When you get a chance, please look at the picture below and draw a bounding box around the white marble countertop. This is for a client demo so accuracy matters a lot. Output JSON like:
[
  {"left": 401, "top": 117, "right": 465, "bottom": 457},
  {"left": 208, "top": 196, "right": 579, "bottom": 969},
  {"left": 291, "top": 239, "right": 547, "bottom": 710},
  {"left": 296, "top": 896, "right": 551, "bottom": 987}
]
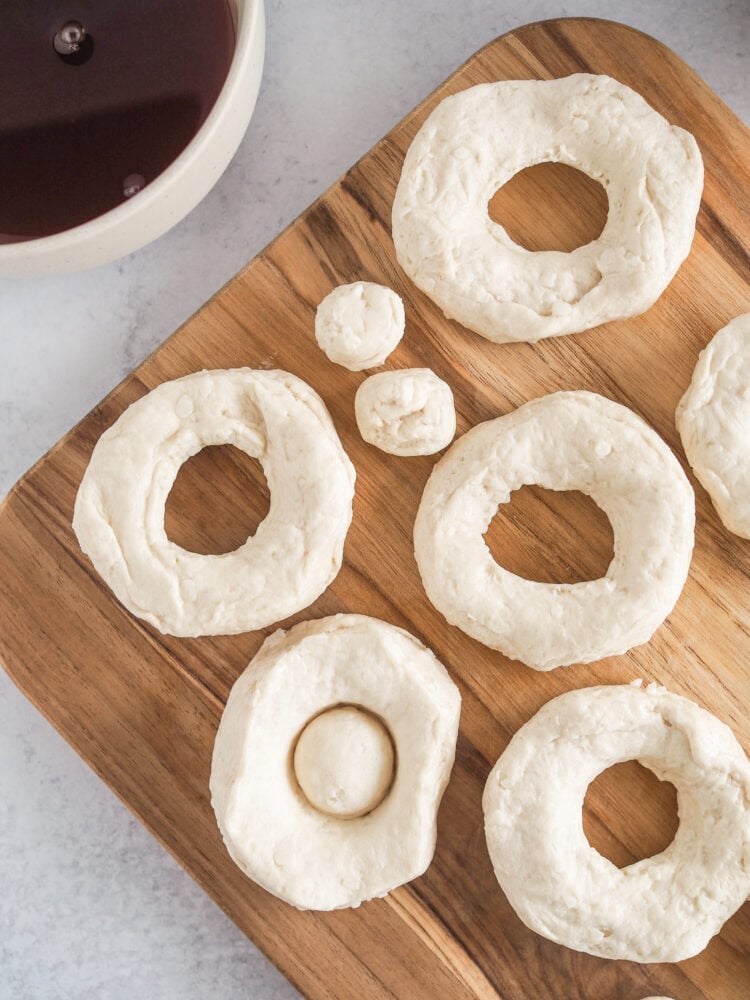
[{"left": 1, "top": 2, "right": 747, "bottom": 997}]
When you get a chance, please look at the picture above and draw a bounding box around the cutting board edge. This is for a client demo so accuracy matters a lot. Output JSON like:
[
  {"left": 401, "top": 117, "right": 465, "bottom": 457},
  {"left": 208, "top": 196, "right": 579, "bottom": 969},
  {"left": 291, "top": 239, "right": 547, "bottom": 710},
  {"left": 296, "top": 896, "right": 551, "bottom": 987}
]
[{"left": 1, "top": 17, "right": 749, "bottom": 1000}]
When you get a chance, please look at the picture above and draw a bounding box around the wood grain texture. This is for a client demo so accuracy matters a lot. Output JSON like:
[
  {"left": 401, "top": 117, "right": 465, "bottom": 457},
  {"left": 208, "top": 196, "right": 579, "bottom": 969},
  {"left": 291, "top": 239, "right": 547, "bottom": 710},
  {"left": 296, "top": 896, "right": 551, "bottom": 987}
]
[{"left": 1, "top": 17, "right": 749, "bottom": 1000}]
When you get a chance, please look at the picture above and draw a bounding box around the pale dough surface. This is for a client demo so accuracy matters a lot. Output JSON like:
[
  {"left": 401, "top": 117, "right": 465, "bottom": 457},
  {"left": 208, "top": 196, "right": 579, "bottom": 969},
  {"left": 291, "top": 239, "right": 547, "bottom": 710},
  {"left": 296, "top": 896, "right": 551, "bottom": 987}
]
[
  {"left": 293, "top": 706, "right": 395, "bottom": 819},
  {"left": 314, "top": 282, "right": 405, "bottom": 370},
  {"left": 676, "top": 313, "right": 750, "bottom": 538},
  {"left": 355, "top": 368, "right": 456, "bottom": 456},
  {"left": 393, "top": 74, "right": 703, "bottom": 344},
  {"left": 414, "top": 391, "right": 694, "bottom": 669},
  {"left": 210, "top": 614, "right": 461, "bottom": 911},
  {"left": 483, "top": 683, "right": 750, "bottom": 962},
  {"left": 73, "top": 369, "right": 355, "bottom": 637}
]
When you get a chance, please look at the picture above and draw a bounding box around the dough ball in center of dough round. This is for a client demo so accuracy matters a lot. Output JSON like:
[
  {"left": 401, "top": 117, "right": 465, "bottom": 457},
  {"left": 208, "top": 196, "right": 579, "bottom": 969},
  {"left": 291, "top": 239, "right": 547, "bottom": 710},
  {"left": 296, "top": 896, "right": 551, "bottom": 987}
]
[{"left": 293, "top": 705, "right": 395, "bottom": 818}]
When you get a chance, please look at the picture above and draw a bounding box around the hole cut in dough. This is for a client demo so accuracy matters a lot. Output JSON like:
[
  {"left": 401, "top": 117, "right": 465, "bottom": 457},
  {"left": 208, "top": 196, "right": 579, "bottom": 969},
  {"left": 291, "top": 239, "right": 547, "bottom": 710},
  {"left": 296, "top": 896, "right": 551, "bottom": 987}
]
[
  {"left": 293, "top": 705, "right": 396, "bottom": 819},
  {"left": 582, "top": 760, "right": 679, "bottom": 868},
  {"left": 488, "top": 162, "right": 608, "bottom": 253},
  {"left": 483, "top": 485, "right": 614, "bottom": 584},
  {"left": 164, "top": 444, "right": 270, "bottom": 555}
]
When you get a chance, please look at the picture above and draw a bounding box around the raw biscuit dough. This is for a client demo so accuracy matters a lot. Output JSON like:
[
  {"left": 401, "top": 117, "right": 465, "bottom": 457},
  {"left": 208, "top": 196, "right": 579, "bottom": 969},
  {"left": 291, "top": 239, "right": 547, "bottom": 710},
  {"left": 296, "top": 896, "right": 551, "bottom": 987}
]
[
  {"left": 483, "top": 683, "right": 750, "bottom": 962},
  {"left": 393, "top": 74, "right": 703, "bottom": 344},
  {"left": 315, "top": 282, "right": 405, "bottom": 370},
  {"left": 73, "top": 369, "right": 355, "bottom": 637},
  {"left": 355, "top": 368, "right": 456, "bottom": 456},
  {"left": 210, "top": 614, "right": 461, "bottom": 910},
  {"left": 414, "top": 391, "right": 694, "bottom": 669},
  {"left": 676, "top": 313, "right": 750, "bottom": 538},
  {"left": 293, "top": 706, "right": 395, "bottom": 818}
]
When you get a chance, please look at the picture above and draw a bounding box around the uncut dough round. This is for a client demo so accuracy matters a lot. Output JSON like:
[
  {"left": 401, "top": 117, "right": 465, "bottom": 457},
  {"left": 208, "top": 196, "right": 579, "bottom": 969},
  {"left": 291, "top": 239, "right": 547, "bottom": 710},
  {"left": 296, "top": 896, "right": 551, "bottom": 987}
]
[
  {"left": 73, "top": 369, "right": 355, "bottom": 637},
  {"left": 355, "top": 368, "right": 456, "bottom": 456},
  {"left": 483, "top": 683, "right": 750, "bottom": 962},
  {"left": 294, "top": 706, "right": 395, "bottom": 818},
  {"left": 676, "top": 313, "right": 750, "bottom": 538},
  {"left": 414, "top": 391, "right": 694, "bottom": 670},
  {"left": 210, "top": 614, "right": 461, "bottom": 910},
  {"left": 315, "top": 282, "right": 405, "bottom": 371},
  {"left": 393, "top": 74, "right": 703, "bottom": 344}
]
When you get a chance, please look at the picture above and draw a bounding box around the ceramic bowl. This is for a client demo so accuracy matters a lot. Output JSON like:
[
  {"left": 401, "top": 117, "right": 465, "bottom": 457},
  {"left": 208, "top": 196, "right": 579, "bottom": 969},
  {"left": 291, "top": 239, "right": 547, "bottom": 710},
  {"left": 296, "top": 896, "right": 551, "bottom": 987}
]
[{"left": 0, "top": 0, "right": 265, "bottom": 277}]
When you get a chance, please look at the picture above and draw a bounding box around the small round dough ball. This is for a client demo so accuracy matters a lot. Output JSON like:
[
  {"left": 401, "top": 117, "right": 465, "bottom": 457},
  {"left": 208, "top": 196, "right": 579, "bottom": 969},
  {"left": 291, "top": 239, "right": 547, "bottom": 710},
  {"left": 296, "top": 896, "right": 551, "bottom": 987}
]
[
  {"left": 483, "top": 683, "right": 750, "bottom": 962},
  {"left": 315, "top": 282, "right": 405, "bottom": 371},
  {"left": 294, "top": 706, "right": 395, "bottom": 818},
  {"left": 676, "top": 313, "right": 750, "bottom": 538},
  {"left": 355, "top": 368, "right": 456, "bottom": 456}
]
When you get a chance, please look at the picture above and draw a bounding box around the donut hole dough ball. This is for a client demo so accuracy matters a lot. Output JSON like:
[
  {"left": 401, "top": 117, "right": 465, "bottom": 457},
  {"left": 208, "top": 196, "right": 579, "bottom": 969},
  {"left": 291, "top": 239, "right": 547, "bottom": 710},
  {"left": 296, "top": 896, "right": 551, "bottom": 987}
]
[
  {"left": 293, "top": 706, "right": 395, "bottom": 818},
  {"left": 355, "top": 368, "right": 456, "bottom": 456},
  {"left": 676, "top": 313, "right": 750, "bottom": 538},
  {"left": 483, "top": 683, "right": 750, "bottom": 962},
  {"left": 393, "top": 74, "right": 703, "bottom": 344},
  {"left": 73, "top": 369, "right": 355, "bottom": 637},
  {"left": 315, "top": 282, "right": 405, "bottom": 371},
  {"left": 210, "top": 614, "right": 461, "bottom": 910},
  {"left": 414, "top": 391, "right": 694, "bottom": 670}
]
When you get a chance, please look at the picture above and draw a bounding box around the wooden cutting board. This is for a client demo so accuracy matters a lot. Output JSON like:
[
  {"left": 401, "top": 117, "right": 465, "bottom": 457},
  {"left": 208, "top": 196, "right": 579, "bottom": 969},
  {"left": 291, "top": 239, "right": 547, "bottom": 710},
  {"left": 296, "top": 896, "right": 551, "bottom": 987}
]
[{"left": 1, "top": 17, "right": 748, "bottom": 1000}]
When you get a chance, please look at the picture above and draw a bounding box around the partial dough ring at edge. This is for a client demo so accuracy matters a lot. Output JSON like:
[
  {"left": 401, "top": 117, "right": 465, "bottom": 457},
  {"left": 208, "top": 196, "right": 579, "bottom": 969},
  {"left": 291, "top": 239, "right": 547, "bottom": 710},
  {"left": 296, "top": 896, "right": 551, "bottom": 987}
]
[
  {"left": 676, "top": 313, "right": 750, "bottom": 539},
  {"left": 482, "top": 683, "right": 750, "bottom": 962}
]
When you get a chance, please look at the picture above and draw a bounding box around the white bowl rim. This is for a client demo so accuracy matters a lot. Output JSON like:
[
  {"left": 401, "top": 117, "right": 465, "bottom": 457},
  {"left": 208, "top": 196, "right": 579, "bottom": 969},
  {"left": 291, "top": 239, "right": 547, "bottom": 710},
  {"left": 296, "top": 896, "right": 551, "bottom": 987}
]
[{"left": 0, "top": 0, "right": 263, "bottom": 266}]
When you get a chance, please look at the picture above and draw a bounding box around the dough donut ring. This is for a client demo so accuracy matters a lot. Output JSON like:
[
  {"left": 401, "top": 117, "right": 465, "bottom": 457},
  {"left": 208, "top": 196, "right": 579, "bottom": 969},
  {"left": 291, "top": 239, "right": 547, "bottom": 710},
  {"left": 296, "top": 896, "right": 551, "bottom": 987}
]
[
  {"left": 413, "top": 391, "right": 694, "bottom": 669},
  {"left": 483, "top": 683, "right": 750, "bottom": 962},
  {"left": 392, "top": 74, "right": 703, "bottom": 344},
  {"left": 210, "top": 614, "right": 461, "bottom": 910},
  {"left": 73, "top": 369, "right": 355, "bottom": 637}
]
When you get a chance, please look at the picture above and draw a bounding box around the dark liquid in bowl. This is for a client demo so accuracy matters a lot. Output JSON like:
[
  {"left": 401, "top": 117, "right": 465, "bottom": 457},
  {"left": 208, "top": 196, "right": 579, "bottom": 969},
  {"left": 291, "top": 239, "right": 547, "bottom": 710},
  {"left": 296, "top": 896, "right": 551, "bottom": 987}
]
[{"left": 0, "top": 0, "right": 235, "bottom": 242}]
